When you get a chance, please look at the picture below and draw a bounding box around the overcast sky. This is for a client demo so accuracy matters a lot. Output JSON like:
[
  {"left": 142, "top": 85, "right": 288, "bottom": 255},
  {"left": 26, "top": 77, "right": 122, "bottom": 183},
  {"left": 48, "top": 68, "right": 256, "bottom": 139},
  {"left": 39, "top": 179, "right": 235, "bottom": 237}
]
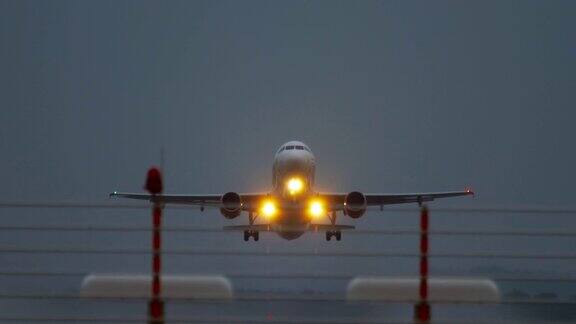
[{"left": 1, "top": 0, "right": 575, "bottom": 207}]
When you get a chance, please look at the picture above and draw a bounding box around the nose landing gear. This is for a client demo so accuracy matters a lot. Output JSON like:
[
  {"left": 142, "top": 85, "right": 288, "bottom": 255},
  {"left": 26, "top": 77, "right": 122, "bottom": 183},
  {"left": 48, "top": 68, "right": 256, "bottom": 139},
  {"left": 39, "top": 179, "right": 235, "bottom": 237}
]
[
  {"left": 325, "top": 231, "right": 341, "bottom": 241},
  {"left": 243, "top": 230, "right": 259, "bottom": 241}
]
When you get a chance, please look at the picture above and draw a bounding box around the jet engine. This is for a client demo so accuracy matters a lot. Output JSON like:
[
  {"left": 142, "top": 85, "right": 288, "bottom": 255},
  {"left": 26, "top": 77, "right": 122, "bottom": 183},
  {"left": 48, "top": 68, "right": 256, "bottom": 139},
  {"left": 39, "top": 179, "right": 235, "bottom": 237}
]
[
  {"left": 344, "top": 191, "right": 367, "bottom": 218},
  {"left": 220, "top": 192, "right": 242, "bottom": 219}
]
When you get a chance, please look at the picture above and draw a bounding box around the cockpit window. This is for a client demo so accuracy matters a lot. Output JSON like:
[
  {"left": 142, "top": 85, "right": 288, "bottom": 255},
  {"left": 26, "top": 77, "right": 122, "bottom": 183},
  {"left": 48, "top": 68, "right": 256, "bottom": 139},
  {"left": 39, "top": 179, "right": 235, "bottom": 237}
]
[
  {"left": 286, "top": 145, "right": 295, "bottom": 150},
  {"left": 303, "top": 147, "right": 310, "bottom": 152},
  {"left": 295, "top": 145, "right": 304, "bottom": 150}
]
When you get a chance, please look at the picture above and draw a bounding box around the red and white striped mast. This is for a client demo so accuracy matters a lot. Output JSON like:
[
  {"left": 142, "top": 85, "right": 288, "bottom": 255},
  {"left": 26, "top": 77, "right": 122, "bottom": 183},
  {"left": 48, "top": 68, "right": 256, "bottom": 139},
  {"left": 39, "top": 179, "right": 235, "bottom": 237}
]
[
  {"left": 145, "top": 167, "right": 164, "bottom": 324},
  {"left": 415, "top": 204, "right": 431, "bottom": 323}
]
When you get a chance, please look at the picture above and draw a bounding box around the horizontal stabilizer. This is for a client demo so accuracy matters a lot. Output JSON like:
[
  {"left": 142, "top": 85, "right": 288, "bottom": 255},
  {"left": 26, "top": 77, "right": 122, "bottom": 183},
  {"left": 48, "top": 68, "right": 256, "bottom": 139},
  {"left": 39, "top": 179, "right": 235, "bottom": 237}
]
[
  {"left": 224, "top": 225, "right": 272, "bottom": 232},
  {"left": 223, "top": 224, "right": 355, "bottom": 232},
  {"left": 310, "top": 224, "right": 355, "bottom": 231}
]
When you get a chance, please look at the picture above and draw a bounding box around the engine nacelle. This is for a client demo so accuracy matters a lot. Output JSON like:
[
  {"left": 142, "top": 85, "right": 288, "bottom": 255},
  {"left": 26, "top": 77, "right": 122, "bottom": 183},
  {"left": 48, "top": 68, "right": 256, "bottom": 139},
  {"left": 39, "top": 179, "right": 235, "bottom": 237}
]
[
  {"left": 344, "top": 191, "right": 367, "bottom": 218},
  {"left": 220, "top": 192, "right": 242, "bottom": 219}
]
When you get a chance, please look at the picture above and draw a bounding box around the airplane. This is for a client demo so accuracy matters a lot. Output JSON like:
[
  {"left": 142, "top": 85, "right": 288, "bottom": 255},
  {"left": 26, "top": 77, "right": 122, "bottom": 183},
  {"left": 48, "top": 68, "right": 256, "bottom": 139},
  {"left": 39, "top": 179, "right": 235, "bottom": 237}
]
[{"left": 111, "top": 140, "right": 473, "bottom": 241}]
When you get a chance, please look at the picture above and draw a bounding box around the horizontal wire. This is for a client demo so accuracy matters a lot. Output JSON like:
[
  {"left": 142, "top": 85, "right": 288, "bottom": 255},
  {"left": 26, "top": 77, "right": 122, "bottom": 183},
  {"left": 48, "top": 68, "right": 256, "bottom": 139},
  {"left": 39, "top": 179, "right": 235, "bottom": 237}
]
[
  {"left": 228, "top": 273, "right": 576, "bottom": 283},
  {"left": 0, "top": 316, "right": 145, "bottom": 323},
  {"left": 0, "top": 225, "right": 221, "bottom": 233},
  {"left": 391, "top": 207, "right": 576, "bottom": 214},
  {"left": 0, "top": 316, "right": 562, "bottom": 324},
  {"left": 1, "top": 225, "right": 576, "bottom": 237},
  {"left": 0, "top": 316, "right": 529, "bottom": 324},
  {"left": 352, "top": 229, "right": 576, "bottom": 237},
  {"left": 0, "top": 202, "right": 150, "bottom": 209},
  {"left": 0, "top": 293, "right": 574, "bottom": 305},
  {"left": 0, "top": 246, "right": 576, "bottom": 259},
  {"left": 0, "top": 270, "right": 575, "bottom": 283},
  {"left": 1, "top": 202, "right": 576, "bottom": 214},
  {"left": 0, "top": 316, "right": 418, "bottom": 324}
]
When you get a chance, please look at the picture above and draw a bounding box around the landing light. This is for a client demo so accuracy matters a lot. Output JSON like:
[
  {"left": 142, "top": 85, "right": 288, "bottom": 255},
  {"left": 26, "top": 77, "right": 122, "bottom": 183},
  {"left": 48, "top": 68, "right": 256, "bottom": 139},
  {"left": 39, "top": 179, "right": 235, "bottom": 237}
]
[
  {"left": 261, "top": 200, "right": 277, "bottom": 219},
  {"left": 286, "top": 178, "right": 304, "bottom": 195},
  {"left": 309, "top": 200, "right": 324, "bottom": 219}
]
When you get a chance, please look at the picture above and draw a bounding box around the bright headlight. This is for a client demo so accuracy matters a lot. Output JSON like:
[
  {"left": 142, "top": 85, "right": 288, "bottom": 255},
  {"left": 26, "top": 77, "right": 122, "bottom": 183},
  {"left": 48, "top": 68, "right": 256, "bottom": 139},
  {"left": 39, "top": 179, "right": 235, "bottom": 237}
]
[
  {"left": 309, "top": 200, "right": 324, "bottom": 219},
  {"left": 261, "top": 200, "right": 277, "bottom": 219},
  {"left": 286, "top": 178, "right": 304, "bottom": 195}
]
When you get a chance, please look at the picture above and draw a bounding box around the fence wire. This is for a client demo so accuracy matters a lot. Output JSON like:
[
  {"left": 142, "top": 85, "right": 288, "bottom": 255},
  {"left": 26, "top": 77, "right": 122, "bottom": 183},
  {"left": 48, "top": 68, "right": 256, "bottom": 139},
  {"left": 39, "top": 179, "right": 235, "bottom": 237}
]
[{"left": 1, "top": 202, "right": 575, "bottom": 322}]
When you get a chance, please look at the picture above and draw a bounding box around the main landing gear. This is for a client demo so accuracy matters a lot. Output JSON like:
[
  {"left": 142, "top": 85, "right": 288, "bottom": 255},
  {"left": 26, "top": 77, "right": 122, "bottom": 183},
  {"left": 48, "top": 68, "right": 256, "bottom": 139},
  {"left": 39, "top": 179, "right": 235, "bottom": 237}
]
[
  {"left": 243, "top": 212, "right": 260, "bottom": 241},
  {"left": 326, "top": 231, "right": 341, "bottom": 241},
  {"left": 325, "top": 211, "right": 341, "bottom": 241},
  {"left": 244, "top": 230, "right": 259, "bottom": 241}
]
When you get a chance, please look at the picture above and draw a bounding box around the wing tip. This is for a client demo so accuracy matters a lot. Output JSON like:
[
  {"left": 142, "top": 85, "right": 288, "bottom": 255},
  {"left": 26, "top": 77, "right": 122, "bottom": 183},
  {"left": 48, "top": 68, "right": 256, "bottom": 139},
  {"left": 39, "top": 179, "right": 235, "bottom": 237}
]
[{"left": 465, "top": 187, "right": 475, "bottom": 197}]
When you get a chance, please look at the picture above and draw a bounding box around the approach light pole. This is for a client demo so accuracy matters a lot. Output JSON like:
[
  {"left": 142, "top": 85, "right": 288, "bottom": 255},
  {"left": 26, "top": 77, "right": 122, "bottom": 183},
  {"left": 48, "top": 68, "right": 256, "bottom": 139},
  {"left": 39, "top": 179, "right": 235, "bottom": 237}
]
[
  {"left": 415, "top": 204, "right": 431, "bottom": 323},
  {"left": 145, "top": 167, "right": 164, "bottom": 324}
]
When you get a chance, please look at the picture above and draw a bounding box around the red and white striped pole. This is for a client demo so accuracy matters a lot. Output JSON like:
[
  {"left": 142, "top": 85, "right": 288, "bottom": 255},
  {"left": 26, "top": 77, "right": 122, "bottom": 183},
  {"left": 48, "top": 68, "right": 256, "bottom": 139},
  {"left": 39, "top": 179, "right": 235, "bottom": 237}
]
[
  {"left": 415, "top": 204, "right": 431, "bottom": 323},
  {"left": 145, "top": 167, "right": 164, "bottom": 324}
]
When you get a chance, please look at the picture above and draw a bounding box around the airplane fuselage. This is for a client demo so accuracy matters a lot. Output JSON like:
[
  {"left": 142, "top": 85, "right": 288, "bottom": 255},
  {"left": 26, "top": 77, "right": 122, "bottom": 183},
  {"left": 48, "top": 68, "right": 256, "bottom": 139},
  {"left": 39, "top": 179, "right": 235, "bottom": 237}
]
[{"left": 270, "top": 141, "right": 318, "bottom": 240}]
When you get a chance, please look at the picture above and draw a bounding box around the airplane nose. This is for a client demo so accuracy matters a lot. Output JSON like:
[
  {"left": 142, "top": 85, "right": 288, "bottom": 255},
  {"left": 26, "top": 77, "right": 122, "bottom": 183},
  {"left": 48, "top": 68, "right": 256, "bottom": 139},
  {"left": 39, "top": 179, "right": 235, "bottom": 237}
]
[{"left": 279, "top": 155, "right": 310, "bottom": 173}]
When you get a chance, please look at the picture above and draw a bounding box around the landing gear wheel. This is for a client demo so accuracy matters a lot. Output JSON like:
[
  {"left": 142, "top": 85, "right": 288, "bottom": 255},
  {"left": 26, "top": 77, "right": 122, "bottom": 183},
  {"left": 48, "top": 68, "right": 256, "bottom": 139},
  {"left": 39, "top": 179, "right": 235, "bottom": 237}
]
[
  {"left": 243, "top": 230, "right": 260, "bottom": 241},
  {"left": 325, "top": 231, "right": 341, "bottom": 241}
]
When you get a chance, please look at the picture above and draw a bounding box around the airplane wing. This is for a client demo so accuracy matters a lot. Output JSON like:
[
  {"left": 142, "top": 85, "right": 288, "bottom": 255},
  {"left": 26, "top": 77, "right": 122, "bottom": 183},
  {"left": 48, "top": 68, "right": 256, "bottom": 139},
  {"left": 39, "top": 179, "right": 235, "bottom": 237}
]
[
  {"left": 110, "top": 189, "right": 473, "bottom": 211},
  {"left": 320, "top": 190, "right": 474, "bottom": 210},
  {"left": 109, "top": 192, "right": 267, "bottom": 211}
]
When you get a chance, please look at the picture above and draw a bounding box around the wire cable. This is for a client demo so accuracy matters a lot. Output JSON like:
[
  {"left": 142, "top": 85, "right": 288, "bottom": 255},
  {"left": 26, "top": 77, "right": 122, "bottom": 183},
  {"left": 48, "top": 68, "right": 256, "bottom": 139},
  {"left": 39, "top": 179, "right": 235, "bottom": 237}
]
[
  {"left": 0, "top": 293, "right": 574, "bottom": 306},
  {"left": 1, "top": 202, "right": 576, "bottom": 214},
  {"left": 2, "top": 225, "right": 576, "bottom": 237},
  {"left": 0, "top": 270, "right": 575, "bottom": 283},
  {"left": 1, "top": 246, "right": 576, "bottom": 259}
]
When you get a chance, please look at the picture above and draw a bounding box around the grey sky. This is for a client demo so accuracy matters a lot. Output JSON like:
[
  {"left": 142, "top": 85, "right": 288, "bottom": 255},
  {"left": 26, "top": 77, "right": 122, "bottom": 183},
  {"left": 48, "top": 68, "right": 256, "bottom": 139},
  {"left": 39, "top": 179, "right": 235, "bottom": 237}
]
[{"left": 1, "top": 0, "right": 575, "bottom": 205}]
